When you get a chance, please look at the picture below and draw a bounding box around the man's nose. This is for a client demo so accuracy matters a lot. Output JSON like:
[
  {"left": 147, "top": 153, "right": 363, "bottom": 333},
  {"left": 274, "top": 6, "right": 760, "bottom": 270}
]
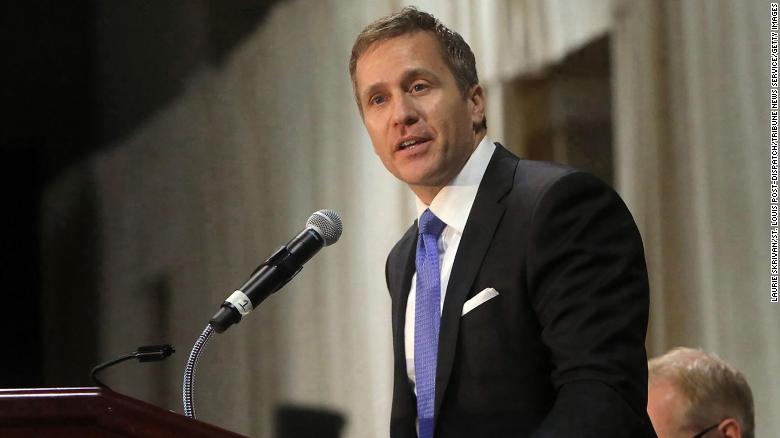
[{"left": 391, "top": 94, "right": 419, "bottom": 126}]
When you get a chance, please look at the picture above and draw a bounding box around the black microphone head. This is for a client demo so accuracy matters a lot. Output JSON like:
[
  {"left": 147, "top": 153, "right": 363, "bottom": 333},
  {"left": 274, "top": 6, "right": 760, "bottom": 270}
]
[{"left": 306, "top": 209, "right": 342, "bottom": 246}]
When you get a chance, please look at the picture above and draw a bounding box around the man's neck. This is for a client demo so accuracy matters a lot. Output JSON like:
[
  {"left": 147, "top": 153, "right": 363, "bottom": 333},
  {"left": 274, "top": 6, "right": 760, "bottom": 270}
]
[{"left": 411, "top": 132, "right": 486, "bottom": 205}]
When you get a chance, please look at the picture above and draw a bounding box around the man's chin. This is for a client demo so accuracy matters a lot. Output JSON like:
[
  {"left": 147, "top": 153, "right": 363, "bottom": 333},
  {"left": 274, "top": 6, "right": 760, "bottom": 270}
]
[{"left": 394, "top": 165, "right": 444, "bottom": 186}]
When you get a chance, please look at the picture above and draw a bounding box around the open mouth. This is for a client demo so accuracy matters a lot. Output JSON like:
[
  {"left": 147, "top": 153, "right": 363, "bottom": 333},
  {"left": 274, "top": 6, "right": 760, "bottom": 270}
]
[{"left": 397, "top": 138, "right": 430, "bottom": 152}]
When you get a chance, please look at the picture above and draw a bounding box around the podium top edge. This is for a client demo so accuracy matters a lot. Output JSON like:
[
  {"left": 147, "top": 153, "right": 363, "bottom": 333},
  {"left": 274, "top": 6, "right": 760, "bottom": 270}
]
[{"left": 0, "top": 387, "right": 103, "bottom": 397}]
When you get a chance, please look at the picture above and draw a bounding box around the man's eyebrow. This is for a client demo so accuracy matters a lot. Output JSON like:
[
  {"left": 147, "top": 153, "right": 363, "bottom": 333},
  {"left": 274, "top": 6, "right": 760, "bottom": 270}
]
[
  {"left": 400, "top": 68, "right": 438, "bottom": 83},
  {"left": 360, "top": 68, "right": 440, "bottom": 100}
]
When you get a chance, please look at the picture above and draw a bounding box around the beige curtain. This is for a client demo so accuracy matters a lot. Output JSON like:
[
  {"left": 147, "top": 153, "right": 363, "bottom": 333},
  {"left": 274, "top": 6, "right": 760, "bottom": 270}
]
[
  {"left": 66, "top": 2, "right": 411, "bottom": 436},
  {"left": 42, "top": 0, "right": 772, "bottom": 436},
  {"left": 405, "top": 0, "right": 613, "bottom": 141},
  {"left": 613, "top": 0, "right": 775, "bottom": 435}
]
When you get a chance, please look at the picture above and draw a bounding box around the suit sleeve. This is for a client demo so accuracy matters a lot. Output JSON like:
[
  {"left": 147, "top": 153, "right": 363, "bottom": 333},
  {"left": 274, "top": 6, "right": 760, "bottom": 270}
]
[{"left": 525, "top": 172, "right": 655, "bottom": 437}]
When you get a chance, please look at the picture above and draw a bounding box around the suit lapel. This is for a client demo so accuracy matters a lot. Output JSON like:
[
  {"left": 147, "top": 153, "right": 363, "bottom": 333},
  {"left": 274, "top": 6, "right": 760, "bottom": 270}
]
[
  {"left": 390, "top": 224, "right": 418, "bottom": 372},
  {"left": 390, "top": 225, "right": 418, "bottom": 304},
  {"left": 434, "top": 144, "right": 518, "bottom": 419}
]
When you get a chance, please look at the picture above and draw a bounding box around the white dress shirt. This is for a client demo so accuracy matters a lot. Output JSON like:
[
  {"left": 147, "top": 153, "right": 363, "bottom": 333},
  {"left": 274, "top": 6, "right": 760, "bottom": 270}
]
[{"left": 404, "top": 137, "right": 496, "bottom": 393}]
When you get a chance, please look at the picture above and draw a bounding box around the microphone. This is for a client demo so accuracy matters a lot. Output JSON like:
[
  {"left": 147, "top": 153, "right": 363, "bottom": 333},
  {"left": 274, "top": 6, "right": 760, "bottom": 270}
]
[{"left": 209, "top": 209, "right": 342, "bottom": 333}]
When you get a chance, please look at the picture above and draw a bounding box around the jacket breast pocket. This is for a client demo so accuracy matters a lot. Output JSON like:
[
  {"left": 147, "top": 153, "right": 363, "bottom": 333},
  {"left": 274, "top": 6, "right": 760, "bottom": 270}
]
[
  {"left": 456, "top": 294, "right": 528, "bottom": 411},
  {"left": 458, "top": 294, "right": 513, "bottom": 376}
]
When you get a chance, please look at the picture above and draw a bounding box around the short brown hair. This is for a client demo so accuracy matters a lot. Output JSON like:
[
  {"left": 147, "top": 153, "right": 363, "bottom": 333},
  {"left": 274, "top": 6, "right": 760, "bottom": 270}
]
[
  {"left": 649, "top": 347, "right": 755, "bottom": 438},
  {"left": 349, "top": 7, "right": 487, "bottom": 132}
]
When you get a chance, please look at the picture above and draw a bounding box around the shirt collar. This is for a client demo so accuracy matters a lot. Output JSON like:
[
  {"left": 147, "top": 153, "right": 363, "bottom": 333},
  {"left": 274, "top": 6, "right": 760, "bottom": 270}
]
[{"left": 415, "top": 137, "right": 496, "bottom": 234}]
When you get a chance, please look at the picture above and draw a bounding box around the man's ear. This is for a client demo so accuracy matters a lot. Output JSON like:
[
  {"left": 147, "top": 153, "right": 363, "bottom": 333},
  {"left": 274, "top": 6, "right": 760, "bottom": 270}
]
[
  {"left": 719, "top": 418, "right": 742, "bottom": 438},
  {"left": 467, "top": 84, "right": 486, "bottom": 128}
]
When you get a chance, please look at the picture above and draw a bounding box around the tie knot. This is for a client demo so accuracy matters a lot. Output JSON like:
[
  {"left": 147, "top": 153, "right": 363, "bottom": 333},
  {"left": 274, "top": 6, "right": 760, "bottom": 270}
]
[{"left": 419, "top": 209, "right": 446, "bottom": 237}]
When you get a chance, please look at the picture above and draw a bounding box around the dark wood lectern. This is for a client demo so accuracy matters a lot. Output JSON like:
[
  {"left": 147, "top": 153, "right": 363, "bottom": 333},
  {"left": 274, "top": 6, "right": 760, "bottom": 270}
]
[{"left": 0, "top": 387, "right": 247, "bottom": 437}]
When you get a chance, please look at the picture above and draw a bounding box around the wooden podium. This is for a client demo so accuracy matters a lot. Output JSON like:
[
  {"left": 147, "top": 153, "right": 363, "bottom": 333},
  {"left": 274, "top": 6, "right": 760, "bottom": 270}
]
[{"left": 0, "top": 387, "right": 247, "bottom": 437}]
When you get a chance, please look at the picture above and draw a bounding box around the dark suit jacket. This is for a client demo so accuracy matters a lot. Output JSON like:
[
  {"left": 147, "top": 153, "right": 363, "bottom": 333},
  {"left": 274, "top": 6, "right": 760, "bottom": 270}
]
[{"left": 385, "top": 144, "right": 656, "bottom": 437}]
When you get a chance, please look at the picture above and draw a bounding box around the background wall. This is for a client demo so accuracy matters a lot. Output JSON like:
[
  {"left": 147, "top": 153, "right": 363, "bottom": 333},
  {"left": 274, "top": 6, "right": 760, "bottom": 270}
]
[{"left": 4, "top": 1, "right": 771, "bottom": 437}]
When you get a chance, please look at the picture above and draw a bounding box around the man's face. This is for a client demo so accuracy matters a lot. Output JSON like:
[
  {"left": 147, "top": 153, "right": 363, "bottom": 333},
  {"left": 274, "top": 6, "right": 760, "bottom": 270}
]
[
  {"left": 648, "top": 379, "right": 693, "bottom": 438},
  {"left": 354, "top": 31, "right": 485, "bottom": 203}
]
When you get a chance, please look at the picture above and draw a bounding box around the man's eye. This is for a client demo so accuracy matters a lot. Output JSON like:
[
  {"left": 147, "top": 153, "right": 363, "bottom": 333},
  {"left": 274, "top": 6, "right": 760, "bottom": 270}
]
[
  {"left": 411, "top": 83, "right": 428, "bottom": 93},
  {"left": 370, "top": 95, "right": 385, "bottom": 105}
]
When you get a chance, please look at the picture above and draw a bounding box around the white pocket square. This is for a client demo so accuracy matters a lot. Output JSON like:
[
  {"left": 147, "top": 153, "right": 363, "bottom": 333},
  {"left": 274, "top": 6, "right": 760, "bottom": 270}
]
[{"left": 462, "top": 288, "right": 499, "bottom": 316}]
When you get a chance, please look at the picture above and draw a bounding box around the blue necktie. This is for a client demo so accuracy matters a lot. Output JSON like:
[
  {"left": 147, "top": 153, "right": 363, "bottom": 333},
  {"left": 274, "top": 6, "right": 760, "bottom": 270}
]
[{"left": 415, "top": 209, "right": 446, "bottom": 438}]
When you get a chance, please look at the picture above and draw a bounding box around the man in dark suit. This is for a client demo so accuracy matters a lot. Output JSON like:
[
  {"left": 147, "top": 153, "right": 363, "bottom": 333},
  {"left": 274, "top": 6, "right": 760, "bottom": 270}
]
[{"left": 349, "top": 7, "right": 656, "bottom": 437}]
